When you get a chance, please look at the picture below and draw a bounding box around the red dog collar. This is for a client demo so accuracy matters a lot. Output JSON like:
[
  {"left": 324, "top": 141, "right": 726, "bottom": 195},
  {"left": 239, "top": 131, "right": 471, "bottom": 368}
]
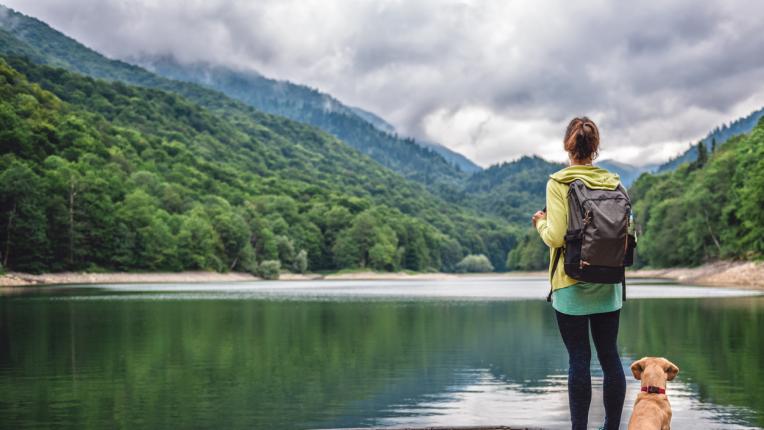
[{"left": 641, "top": 386, "right": 666, "bottom": 394}]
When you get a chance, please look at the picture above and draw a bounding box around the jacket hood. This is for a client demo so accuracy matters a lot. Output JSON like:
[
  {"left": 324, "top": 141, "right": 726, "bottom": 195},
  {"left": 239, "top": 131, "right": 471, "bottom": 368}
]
[{"left": 549, "top": 165, "right": 621, "bottom": 190}]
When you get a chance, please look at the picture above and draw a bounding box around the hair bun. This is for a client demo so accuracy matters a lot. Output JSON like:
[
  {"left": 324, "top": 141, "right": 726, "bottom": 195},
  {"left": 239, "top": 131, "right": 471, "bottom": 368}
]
[{"left": 564, "top": 117, "right": 600, "bottom": 161}]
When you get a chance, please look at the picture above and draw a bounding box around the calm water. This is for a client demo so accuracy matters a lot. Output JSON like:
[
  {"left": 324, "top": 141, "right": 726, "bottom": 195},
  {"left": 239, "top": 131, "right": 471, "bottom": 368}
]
[{"left": 1, "top": 277, "right": 763, "bottom": 429}]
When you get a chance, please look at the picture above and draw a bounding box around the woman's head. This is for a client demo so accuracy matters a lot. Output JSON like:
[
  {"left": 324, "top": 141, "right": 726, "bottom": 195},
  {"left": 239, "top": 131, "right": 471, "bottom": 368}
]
[{"left": 564, "top": 117, "right": 600, "bottom": 162}]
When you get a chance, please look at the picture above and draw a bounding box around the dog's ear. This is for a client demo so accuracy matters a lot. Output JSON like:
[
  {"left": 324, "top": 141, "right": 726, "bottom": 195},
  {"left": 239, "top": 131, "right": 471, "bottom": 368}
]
[
  {"left": 630, "top": 357, "right": 647, "bottom": 380},
  {"left": 664, "top": 359, "right": 679, "bottom": 381}
]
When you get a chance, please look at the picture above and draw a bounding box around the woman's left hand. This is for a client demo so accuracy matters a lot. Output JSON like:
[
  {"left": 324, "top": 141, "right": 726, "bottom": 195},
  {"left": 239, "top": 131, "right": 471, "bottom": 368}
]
[{"left": 531, "top": 210, "right": 546, "bottom": 227}]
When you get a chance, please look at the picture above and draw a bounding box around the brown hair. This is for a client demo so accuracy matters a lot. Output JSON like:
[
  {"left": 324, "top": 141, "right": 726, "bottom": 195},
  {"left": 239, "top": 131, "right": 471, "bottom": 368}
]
[{"left": 564, "top": 117, "right": 600, "bottom": 161}]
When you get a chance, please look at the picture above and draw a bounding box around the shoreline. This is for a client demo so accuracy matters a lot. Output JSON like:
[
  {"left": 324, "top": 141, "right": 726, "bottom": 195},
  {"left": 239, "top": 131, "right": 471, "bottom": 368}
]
[
  {"left": 627, "top": 260, "right": 764, "bottom": 290},
  {"left": 1, "top": 261, "right": 762, "bottom": 289},
  {"left": 0, "top": 270, "right": 545, "bottom": 288}
]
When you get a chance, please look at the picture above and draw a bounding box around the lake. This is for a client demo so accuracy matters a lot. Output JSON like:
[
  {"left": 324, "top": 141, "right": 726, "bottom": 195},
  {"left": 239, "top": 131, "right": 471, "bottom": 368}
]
[{"left": 1, "top": 277, "right": 763, "bottom": 429}]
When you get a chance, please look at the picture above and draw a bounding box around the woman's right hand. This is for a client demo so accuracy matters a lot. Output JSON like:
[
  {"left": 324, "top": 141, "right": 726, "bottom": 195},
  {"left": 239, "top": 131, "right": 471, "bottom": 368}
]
[{"left": 531, "top": 210, "right": 546, "bottom": 227}]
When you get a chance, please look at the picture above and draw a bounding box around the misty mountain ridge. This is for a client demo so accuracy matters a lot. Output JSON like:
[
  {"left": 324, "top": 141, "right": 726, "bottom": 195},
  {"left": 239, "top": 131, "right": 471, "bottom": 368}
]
[
  {"left": 656, "top": 106, "right": 764, "bottom": 173},
  {"left": 138, "top": 53, "right": 763, "bottom": 179},
  {"left": 2, "top": 2, "right": 754, "bottom": 183},
  {"left": 0, "top": 3, "right": 476, "bottom": 192},
  {"left": 136, "top": 55, "right": 483, "bottom": 177},
  {"left": 595, "top": 159, "right": 659, "bottom": 187},
  {"left": 1, "top": 1, "right": 762, "bottom": 226}
]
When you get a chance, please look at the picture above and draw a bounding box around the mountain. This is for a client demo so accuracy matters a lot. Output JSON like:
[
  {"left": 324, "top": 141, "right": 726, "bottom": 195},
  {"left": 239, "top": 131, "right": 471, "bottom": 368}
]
[
  {"left": 629, "top": 116, "right": 764, "bottom": 267},
  {"left": 462, "top": 156, "right": 565, "bottom": 224},
  {"left": 656, "top": 106, "right": 764, "bottom": 172},
  {"left": 348, "top": 106, "right": 397, "bottom": 134},
  {"left": 418, "top": 140, "right": 483, "bottom": 174},
  {"left": 344, "top": 105, "right": 482, "bottom": 173},
  {"left": 0, "top": 5, "right": 540, "bottom": 222},
  {"left": 0, "top": 5, "right": 475, "bottom": 193},
  {"left": 345, "top": 104, "right": 482, "bottom": 173},
  {"left": 138, "top": 56, "right": 474, "bottom": 186},
  {"left": 0, "top": 8, "right": 525, "bottom": 273},
  {"left": 596, "top": 160, "right": 658, "bottom": 187},
  {"left": 0, "top": 55, "right": 521, "bottom": 273}
]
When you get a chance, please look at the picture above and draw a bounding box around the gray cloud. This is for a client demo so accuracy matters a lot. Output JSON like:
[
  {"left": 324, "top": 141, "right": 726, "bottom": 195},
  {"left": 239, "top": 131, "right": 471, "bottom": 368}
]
[{"left": 5, "top": 0, "right": 764, "bottom": 166}]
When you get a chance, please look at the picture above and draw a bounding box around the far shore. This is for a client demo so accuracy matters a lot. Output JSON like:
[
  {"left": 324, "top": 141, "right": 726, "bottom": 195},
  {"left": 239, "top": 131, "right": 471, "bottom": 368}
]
[
  {"left": 1, "top": 260, "right": 762, "bottom": 289},
  {"left": 0, "top": 270, "right": 545, "bottom": 288}
]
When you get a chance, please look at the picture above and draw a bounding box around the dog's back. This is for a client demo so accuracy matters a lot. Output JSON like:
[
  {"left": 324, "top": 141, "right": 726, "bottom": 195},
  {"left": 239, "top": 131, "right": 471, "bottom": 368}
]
[{"left": 628, "top": 393, "right": 672, "bottom": 430}]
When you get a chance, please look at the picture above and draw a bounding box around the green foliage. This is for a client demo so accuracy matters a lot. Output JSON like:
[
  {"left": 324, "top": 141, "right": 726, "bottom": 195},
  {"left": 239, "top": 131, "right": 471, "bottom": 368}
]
[
  {"left": 694, "top": 140, "right": 708, "bottom": 169},
  {"left": 631, "top": 119, "right": 764, "bottom": 267},
  {"left": 506, "top": 228, "right": 550, "bottom": 271},
  {"left": 460, "top": 156, "right": 564, "bottom": 224},
  {"left": 0, "top": 159, "right": 47, "bottom": 271},
  {"left": 455, "top": 254, "right": 494, "bottom": 273},
  {"left": 257, "top": 260, "right": 281, "bottom": 280},
  {"left": 0, "top": 57, "right": 524, "bottom": 274},
  {"left": 292, "top": 249, "right": 308, "bottom": 274}
]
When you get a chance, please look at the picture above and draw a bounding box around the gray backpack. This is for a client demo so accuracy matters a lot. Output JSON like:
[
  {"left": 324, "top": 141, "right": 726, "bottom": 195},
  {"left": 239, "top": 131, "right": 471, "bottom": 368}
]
[{"left": 547, "top": 179, "right": 636, "bottom": 302}]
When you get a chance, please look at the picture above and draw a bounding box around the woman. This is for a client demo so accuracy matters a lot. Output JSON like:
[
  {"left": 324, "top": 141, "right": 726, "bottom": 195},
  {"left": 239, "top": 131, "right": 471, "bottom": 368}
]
[{"left": 531, "top": 117, "right": 626, "bottom": 430}]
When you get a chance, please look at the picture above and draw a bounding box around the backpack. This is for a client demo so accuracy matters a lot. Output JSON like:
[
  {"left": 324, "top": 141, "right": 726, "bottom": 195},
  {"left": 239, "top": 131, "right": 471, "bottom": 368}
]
[{"left": 547, "top": 179, "right": 636, "bottom": 302}]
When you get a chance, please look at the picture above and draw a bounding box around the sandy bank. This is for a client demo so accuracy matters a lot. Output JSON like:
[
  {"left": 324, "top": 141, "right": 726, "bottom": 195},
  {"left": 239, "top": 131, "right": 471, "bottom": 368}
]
[
  {"left": 628, "top": 261, "right": 764, "bottom": 290},
  {"left": 2, "top": 261, "right": 762, "bottom": 289},
  {"left": 0, "top": 271, "right": 260, "bottom": 287},
  {"left": 322, "top": 271, "right": 544, "bottom": 281},
  {"left": 0, "top": 270, "right": 543, "bottom": 287}
]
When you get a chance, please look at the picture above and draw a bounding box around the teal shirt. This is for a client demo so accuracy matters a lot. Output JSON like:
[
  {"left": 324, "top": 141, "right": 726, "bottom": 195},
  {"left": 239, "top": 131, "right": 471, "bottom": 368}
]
[{"left": 552, "top": 282, "right": 622, "bottom": 316}]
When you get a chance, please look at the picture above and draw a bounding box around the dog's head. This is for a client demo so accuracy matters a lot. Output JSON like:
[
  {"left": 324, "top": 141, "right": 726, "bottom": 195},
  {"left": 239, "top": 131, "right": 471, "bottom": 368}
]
[{"left": 630, "top": 357, "right": 679, "bottom": 386}]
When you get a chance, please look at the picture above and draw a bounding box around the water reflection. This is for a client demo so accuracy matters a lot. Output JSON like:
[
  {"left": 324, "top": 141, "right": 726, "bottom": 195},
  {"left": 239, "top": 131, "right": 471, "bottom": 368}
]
[{"left": 0, "top": 280, "right": 762, "bottom": 429}]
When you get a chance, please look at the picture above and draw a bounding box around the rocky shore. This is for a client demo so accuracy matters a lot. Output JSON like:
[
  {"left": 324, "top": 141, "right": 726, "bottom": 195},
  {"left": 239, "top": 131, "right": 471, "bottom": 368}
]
[{"left": 628, "top": 260, "right": 764, "bottom": 289}]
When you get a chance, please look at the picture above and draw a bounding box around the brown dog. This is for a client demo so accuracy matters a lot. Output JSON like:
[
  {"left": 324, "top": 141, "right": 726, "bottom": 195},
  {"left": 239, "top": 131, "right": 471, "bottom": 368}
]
[{"left": 627, "top": 357, "right": 680, "bottom": 430}]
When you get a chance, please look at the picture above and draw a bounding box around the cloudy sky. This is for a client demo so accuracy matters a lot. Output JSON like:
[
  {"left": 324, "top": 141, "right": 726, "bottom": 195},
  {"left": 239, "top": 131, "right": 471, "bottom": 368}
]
[{"left": 6, "top": 0, "right": 764, "bottom": 166}]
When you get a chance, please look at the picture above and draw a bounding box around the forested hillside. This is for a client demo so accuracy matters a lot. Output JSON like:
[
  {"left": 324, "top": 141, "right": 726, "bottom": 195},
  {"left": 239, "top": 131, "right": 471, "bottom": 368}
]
[
  {"left": 0, "top": 8, "right": 557, "bottom": 217},
  {"left": 468, "top": 156, "right": 563, "bottom": 272},
  {"left": 630, "top": 119, "right": 764, "bottom": 267},
  {"left": 461, "top": 156, "right": 563, "bottom": 224},
  {"left": 141, "top": 58, "right": 475, "bottom": 188},
  {"left": 656, "top": 107, "right": 764, "bottom": 173},
  {"left": 0, "top": 5, "right": 473, "bottom": 193},
  {"left": 0, "top": 6, "right": 530, "bottom": 209},
  {"left": 0, "top": 57, "right": 520, "bottom": 274}
]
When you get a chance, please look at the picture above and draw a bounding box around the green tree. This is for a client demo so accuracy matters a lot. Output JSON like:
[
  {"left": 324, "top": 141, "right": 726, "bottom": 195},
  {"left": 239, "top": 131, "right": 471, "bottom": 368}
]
[
  {"left": 695, "top": 141, "right": 708, "bottom": 169},
  {"left": 506, "top": 228, "right": 549, "bottom": 271},
  {"left": 213, "top": 211, "right": 252, "bottom": 271},
  {"left": 332, "top": 209, "right": 400, "bottom": 270},
  {"left": 455, "top": 254, "right": 494, "bottom": 273},
  {"left": 293, "top": 249, "right": 308, "bottom": 274},
  {"left": 0, "top": 160, "right": 48, "bottom": 272},
  {"left": 276, "top": 235, "right": 295, "bottom": 267},
  {"left": 257, "top": 260, "right": 281, "bottom": 280},
  {"left": 177, "top": 211, "right": 221, "bottom": 271}
]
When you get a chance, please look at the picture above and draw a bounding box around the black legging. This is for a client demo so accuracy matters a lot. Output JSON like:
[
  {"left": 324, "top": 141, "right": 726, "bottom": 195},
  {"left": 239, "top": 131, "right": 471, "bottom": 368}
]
[{"left": 555, "top": 309, "right": 626, "bottom": 430}]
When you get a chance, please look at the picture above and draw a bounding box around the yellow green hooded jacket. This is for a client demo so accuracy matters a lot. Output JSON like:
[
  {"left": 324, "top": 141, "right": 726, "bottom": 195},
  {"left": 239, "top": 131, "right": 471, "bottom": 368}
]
[{"left": 535, "top": 165, "right": 622, "bottom": 292}]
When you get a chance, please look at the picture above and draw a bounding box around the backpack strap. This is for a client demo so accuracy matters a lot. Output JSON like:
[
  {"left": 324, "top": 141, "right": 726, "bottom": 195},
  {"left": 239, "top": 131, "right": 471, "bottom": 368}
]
[
  {"left": 547, "top": 247, "right": 562, "bottom": 302},
  {"left": 622, "top": 276, "right": 627, "bottom": 301}
]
